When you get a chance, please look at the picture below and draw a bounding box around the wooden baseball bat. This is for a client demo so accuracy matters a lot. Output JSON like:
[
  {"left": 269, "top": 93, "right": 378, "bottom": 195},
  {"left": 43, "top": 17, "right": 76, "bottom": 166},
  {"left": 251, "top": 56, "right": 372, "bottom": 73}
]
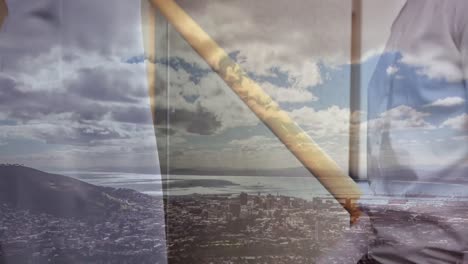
[
  {"left": 145, "top": 0, "right": 363, "bottom": 221},
  {"left": 0, "top": 0, "right": 7, "bottom": 29}
]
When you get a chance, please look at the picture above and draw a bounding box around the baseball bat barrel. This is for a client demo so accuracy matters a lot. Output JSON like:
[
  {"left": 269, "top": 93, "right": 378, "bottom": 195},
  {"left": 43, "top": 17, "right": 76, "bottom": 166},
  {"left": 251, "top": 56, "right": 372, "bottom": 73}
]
[{"left": 146, "top": 0, "right": 363, "bottom": 221}]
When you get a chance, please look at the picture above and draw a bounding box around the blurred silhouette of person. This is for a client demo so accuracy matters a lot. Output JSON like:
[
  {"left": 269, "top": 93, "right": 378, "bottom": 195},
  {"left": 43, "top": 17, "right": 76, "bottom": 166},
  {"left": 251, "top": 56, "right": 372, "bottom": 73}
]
[
  {"left": 0, "top": 1, "right": 166, "bottom": 263},
  {"left": 366, "top": 0, "right": 468, "bottom": 262},
  {"left": 367, "top": 0, "right": 468, "bottom": 198},
  {"left": 320, "top": 1, "right": 468, "bottom": 263}
]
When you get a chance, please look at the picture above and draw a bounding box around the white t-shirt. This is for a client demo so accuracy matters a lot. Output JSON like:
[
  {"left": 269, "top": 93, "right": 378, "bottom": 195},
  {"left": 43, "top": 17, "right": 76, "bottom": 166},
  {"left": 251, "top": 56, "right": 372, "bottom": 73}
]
[
  {"left": 361, "top": 1, "right": 468, "bottom": 262},
  {"left": 368, "top": 0, "right": 468, "bottom": 197}
]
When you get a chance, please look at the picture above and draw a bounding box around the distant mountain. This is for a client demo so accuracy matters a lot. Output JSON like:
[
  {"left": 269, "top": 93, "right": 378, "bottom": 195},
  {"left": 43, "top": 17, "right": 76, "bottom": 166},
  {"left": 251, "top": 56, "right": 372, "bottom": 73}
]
[
  {"left": 0, "top": 165, "right": 166, "bottom": 263},
  {"left": 0, "top": 165, "right": 131, "bottom": 220},
  {"left": 164, "top": 166, "right": 312, "bottom": 177}
]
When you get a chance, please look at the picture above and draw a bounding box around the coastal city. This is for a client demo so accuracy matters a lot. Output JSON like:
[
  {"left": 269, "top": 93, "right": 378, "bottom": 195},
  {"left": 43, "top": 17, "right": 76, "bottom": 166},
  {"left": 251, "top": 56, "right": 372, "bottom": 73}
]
[
  {"left": 2, "top": 166, "right": 468, "bottom": 263},
  {"left": 165, "top": 193, "right": 468, "bottom": 264},
  {"left": 0, "top": 201, "right": 162, "bottom": 263},
  {"left": 0, "top": 168, "right": 167, "bottom": 264},
  {"left": 165, "top": 192, "right": 359, "bottom": 263}
]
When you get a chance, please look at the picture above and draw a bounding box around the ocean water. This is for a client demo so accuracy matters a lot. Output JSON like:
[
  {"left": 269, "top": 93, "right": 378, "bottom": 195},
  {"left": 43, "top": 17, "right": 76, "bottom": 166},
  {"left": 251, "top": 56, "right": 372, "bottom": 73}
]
[
  {"left": 58, "top": 171, "right": 165, "bottom": 195},
  {"left": 164, "top": 175, "right": 345, "bottom": 200},
  {"left": 57, "top": 171, "right": 373, "bottom": 201}
]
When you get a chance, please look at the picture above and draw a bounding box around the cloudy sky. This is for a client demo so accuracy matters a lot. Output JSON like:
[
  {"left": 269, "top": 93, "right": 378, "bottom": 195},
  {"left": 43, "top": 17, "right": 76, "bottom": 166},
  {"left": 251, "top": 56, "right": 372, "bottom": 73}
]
[
  {"left": 151, "top": 0, "right": 406, "bottom": 176},
  {"left": 3, "top": 0, "right": 463, "bottom": 181},
  {"left": 0, "top": 0, "right": 157, "bottom": 172}
]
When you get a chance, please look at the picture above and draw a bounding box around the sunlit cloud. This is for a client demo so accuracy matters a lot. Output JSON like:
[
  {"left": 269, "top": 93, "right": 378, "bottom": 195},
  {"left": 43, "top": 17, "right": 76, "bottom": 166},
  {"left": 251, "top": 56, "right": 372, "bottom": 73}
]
[
  {"left": 440, "top": 114, "right": 468, "bottom": 132},
  {"left": 425, "top": 97, "right": 465, "bottom": 108}
]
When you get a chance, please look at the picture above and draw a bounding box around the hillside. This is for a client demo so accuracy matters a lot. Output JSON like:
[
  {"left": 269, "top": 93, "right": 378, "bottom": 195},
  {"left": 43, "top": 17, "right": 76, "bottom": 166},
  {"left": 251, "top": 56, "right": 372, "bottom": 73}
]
[
  {"left": 0, "top": 165, "right": 129, "bottom": 220},
  {"left": 0, "top": 165, "right": 166, "bottom": 263}
]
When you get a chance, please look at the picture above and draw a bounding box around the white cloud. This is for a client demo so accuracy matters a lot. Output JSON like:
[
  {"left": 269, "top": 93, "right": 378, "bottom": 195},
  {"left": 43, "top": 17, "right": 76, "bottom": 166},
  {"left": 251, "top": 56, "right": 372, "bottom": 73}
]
[
  {"left": 399, "top": 52, "right": 464, "bottom": 82},
  {"left": 262, "top": 82, "right": 317, "bottom": 103},
  {"left": 289, "top": 106, "right": 350, "bottom": 138},
  {"left": 285, "top": 61, "right": 323, "bottom": 89},
  {"left": 440, "top": 114, "right": 468, "bottom": 131},
  {"left": 369, "top": 105, "right": 434, "bottom": 131},
  {"left": 288, "top": 106, "right": 360, "bottom": 170},
  {"left": 386, "top": 65, "right": 399, "bottom": 76},
  {"left": 424, "top": 97, "right": 465, "bottom": 108}
]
